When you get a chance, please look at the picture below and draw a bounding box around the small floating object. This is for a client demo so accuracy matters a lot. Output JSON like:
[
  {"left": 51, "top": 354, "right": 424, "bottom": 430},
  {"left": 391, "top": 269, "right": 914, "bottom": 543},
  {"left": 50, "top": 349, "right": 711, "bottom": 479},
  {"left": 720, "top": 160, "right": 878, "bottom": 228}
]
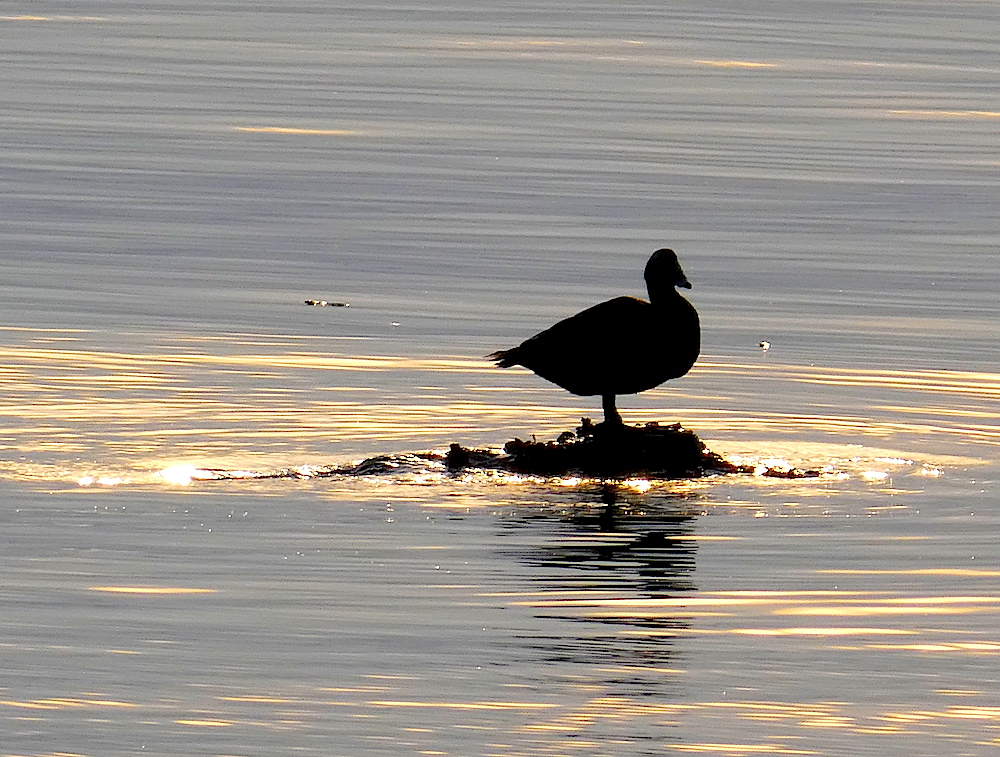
[
  {"left": 759, "top": 340, "right": 771, "bottom": 351},
  {"left": 304, "top": 300, "right": 350, "bottom": 307}
]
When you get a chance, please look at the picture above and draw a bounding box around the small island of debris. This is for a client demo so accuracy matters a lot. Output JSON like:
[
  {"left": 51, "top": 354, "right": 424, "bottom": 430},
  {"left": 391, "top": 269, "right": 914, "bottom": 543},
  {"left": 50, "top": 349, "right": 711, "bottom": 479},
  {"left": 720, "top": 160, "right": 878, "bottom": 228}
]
[
  {"left": 444, "top": 419, "right": 822, "bottom": 479},
  {"left": 179, "top": 419, "right": 825, "bottom": 483}
]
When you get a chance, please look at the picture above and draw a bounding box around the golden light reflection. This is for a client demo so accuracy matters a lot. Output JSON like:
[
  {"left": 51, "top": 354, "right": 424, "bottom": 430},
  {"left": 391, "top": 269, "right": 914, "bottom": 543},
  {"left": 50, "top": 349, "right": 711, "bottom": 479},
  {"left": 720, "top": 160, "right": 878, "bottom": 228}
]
[
  {"left": 234, "top": 126, "right": 358, "bottom": 135},
  {"left": 715, "top": 628, "right": 916, "bottom": 637},
  {"left": 446, "top": 37, "right": 644, "bottom": 50},
  {"left": 0, "top": 697, "right": 139, "bottom": 710},
  {"left": 368, "top": 700, "right": 559, "bottom": 711},
  {"left": 319, "top": 686, "right": 394, "bottom": 693},
  {"left": 518, "top": 591, "right": 862, "bottom": 608},
  {"left": 864, "top": 642, "right": 1000, "bottom": 652},
  {"left": 620, "top": 627, "right": 915, "bottom": 638},
  {"left": 879, "top": 706, "right": 1000, "bottom": 721},
  {"left": 692, "top": 60, "right": 777, "bottom": 69},
  {"left": 5, "top": 679, "right": 990, "bottom": 754},
  {"left": 781, "top": 595, "right": 1000, "bottom": 611},
  {"left": 621, "top": 477, "right": 653, "bottom": 492},
  {"left": 518, "top": 588, "right": 1000, "bottom": 647},
  {"left": 889, "top": 109, "right": 1000, "bottom": 119},
  {"left": 671, "top": 744, "right": 819, "bottom": 754},
  {"left": 218, "top": 696, "right": 295, "bottom": 704},
  {"left": 510, "top": 695, "right": 1000, "bottom": 752},
  {"left": 597, "top": 665, "right": 686, "bottom": 675},
  {"left": 77, "top": 475, "right": 125, "bottom": 487},
  {"left": 2, "top": 14, "right": 105, "bottom": 21},
  {"left": 89, "top": 586, "right": 216, "bottom": 595},
  {"left": 698, "top": 360, "right": 1000, "bottom": 397},
  {"left": 820, "top": 569, "right": 1000, "bottom": 577},
  {"left": 174, "top": 719, "right": 234, "bottom": 727},
  {"left": 1, "top": 335, "right": 996, "bottom": 485},
  {"left": 158, "top": 465, "right": 201, "bottom": 485},
  {"left": 436, "top": 38, "right": 778, "bottom": 71}
]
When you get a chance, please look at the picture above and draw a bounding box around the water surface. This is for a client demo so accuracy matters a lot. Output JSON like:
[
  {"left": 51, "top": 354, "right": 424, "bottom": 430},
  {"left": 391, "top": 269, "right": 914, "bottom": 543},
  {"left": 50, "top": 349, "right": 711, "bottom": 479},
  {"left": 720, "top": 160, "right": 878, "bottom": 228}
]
[{"left": 2, "top": 2, "right": 998, "bottom": 755}]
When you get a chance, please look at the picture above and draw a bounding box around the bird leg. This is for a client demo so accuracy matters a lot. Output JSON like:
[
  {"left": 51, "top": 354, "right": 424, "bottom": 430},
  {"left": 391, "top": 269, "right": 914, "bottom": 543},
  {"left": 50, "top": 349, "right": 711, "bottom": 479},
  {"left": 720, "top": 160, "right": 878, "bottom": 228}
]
[{"left": 601, "top": 394, "right": 623, "bottom": 426}]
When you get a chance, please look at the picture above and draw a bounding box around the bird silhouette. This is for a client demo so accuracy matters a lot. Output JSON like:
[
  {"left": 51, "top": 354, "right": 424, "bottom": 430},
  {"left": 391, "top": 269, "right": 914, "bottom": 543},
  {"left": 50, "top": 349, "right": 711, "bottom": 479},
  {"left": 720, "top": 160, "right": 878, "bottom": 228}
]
[{"left": 487, "top": 248, "right": 700, "bottom": 425}]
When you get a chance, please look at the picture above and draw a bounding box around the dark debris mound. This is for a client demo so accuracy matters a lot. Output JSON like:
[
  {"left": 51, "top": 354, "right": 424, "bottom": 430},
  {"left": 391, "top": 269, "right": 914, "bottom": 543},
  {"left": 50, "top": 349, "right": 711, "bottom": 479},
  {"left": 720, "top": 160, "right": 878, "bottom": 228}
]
[{"left": 445, "top": 419, "right": 823, "bottom": 480}]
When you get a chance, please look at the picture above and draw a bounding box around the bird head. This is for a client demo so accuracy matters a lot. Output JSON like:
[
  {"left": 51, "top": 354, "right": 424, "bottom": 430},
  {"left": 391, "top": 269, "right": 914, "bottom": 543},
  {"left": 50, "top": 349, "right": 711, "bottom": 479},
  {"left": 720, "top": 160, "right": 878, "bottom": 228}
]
[{"left": 645, "top": 248, "right": 691, "bottom": 289}]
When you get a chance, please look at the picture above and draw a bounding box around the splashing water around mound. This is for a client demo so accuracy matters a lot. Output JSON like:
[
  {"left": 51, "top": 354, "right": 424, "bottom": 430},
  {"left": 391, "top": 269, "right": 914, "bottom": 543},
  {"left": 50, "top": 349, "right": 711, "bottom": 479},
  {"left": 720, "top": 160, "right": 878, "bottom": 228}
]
[{"left": 158, "top": 420, "right": 825, "bottom": 484}]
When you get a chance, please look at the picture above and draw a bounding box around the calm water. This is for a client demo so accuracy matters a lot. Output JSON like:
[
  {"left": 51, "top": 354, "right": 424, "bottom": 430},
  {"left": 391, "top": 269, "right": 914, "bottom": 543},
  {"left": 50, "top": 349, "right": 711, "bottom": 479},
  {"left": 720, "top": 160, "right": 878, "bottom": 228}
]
[{"left": 2, "top": 2, "right": 999, "bottom": 755}]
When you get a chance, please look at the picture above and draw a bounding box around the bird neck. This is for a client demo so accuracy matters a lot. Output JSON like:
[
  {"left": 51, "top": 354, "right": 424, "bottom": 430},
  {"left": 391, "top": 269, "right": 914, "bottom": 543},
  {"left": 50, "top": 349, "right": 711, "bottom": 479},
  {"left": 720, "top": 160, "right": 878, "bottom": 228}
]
[{"left": 646, "top": 280, "right": 678, "bottom": 305}]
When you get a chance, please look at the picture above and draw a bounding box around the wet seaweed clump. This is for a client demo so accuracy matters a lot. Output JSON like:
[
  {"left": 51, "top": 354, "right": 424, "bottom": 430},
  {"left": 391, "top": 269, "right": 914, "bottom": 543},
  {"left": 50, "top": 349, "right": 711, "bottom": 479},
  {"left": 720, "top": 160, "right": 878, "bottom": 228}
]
[{"left": 446, "top": 419, "right": 768, "bottom": 479}]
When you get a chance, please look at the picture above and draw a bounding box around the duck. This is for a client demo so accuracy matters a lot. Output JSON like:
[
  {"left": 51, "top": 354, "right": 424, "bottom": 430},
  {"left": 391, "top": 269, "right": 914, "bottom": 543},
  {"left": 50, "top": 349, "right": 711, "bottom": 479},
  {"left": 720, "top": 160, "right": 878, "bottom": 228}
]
[{"left": 487, "top": 248, "right": 700, "bottom": 425}]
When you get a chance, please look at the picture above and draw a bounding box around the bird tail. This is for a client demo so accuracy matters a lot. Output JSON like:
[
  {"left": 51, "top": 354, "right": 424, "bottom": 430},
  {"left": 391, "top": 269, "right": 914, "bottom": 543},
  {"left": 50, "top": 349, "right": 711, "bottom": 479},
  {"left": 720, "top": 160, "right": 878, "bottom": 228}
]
[{"left": 486, "top": 348, "right": 518, "bottom": 368}]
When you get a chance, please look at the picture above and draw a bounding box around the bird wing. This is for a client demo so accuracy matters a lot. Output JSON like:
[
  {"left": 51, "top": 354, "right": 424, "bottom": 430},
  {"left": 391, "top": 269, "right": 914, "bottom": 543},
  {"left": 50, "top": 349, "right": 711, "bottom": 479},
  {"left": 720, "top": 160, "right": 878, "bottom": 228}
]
[
  {"left": 524, "top": 297, "right": 648, "bottom": 350},
  {"left": 509, "top": 297, "right": 653, "bottom": 395}
]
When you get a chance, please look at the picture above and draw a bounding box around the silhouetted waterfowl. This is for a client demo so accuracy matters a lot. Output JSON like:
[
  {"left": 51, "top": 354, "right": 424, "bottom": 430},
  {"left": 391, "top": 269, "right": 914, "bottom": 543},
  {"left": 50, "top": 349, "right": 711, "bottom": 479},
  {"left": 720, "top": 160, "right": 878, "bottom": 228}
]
[{"left": 487, "top": 248, "right": 700, "bottom": 425}]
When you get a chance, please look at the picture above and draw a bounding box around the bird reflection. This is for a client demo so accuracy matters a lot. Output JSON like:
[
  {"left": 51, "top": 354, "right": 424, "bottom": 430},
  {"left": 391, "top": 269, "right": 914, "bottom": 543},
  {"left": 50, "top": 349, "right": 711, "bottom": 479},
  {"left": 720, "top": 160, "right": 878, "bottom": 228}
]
[
  {"left": 541, "top": 483, "right": 697, "bottom": 595},
  {"left": 498, "top": 483, "right": 700, "bottom": 680}
]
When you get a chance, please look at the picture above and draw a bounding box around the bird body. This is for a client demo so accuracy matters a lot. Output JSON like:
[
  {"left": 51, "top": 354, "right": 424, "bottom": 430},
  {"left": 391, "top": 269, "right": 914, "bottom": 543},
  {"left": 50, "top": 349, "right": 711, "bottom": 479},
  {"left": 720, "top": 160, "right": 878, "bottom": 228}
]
[{"left": 487, "top": 248, "right": 700, "bottom": 425}]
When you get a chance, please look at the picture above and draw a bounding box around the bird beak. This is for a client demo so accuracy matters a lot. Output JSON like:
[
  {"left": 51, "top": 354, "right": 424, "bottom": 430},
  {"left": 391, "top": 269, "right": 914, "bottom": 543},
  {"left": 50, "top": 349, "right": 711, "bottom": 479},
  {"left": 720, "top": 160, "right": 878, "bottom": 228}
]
[{"left": 677, "top": 275, "right": 692, "bottom": 289}]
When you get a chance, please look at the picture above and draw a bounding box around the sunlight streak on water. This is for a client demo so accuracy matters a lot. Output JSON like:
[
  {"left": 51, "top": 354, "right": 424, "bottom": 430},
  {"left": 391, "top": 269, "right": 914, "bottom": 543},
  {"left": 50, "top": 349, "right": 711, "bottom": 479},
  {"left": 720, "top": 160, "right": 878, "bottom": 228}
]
[
  {"left": 89, "top": 586, "right": 216, "bottom": 594},
  {"left": 513, "top": 586, "right": 1000, "bottom": 666},
  {"left": 0, "top": 333, "right": 995, "bottom": 488},
  {"left": 234, "top": 126, "right": 359, "bottom": 136}
]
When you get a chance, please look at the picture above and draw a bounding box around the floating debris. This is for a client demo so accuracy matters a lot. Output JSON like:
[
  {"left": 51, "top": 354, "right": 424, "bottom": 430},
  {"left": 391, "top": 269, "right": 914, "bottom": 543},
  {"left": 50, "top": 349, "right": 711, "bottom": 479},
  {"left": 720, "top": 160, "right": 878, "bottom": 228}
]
[
  {"left": 759, "top": 340, "right": 771, "bottom": 351},
  {"left": 445, "top": 419, "right": 822, "bottom": 479},
  {"left": 304, "top": 300, "right": 350, "bottom": 307}
]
